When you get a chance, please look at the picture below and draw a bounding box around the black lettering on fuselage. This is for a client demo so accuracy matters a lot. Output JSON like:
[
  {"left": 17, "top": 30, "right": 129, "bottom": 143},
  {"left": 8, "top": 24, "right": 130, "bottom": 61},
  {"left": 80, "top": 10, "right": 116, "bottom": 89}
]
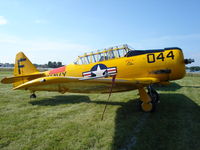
[
  {"left": 48, "top": 71, "right": 67, "bottom": 77},
  {"left": 62, "top": 72, "right": 66, "bottom": 76}
]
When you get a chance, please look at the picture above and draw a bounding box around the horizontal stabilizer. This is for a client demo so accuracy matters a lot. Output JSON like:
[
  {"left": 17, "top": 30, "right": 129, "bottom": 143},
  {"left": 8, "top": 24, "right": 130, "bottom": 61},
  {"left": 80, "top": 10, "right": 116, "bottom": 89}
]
[{"left": 1, "top": 73, "right": 45, "bottom": 84}]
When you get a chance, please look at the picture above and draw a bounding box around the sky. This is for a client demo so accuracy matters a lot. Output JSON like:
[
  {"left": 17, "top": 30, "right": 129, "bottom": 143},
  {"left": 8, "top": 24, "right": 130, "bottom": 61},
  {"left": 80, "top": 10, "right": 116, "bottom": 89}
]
[{"left": 0, "top": 0, "right": 200, "bottom": 66}]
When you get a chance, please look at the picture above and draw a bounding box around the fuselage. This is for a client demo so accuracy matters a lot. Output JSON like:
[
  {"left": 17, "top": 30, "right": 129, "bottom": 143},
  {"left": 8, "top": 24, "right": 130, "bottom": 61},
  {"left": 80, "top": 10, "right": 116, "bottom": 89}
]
[{"left": 39, "top": 47, "right": 186, "bottom": 93}]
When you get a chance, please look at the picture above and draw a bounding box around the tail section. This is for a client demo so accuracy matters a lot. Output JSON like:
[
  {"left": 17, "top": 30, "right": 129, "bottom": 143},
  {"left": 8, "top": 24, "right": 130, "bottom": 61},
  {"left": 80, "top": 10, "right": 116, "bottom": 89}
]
[
  {"left": 12, "top": 52, "right": 40, "bottom": 88},
  {"left": 14, "top": 52, "right": 39, "bottom": 76},
  {"left": 1, "top": 52, "right": 45, "bottom": 89}
]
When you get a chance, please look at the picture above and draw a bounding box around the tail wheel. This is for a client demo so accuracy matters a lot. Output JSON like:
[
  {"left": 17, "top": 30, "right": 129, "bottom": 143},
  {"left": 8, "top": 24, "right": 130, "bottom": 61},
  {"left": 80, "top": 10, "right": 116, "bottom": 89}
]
[{"left": 30, "top": 93, "right": 37, "bottom": 99}]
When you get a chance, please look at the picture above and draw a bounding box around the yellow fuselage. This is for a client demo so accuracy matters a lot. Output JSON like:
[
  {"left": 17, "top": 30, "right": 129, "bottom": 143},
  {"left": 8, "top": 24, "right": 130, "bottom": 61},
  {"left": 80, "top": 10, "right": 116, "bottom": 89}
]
[{"left": 39, "top": 48, "right": 185, "bottom": 93}]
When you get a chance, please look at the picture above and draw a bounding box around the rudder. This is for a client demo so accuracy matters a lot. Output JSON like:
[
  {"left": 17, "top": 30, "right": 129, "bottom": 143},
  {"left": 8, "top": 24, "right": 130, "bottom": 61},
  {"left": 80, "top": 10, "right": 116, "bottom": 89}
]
[{"left": 14, "top": 52, "right": 39, "bottom": 76}]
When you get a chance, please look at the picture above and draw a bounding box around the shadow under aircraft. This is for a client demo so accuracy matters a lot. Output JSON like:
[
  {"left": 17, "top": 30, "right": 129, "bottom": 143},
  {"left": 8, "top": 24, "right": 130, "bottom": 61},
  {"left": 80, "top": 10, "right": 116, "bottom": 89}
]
[
  {"left": 153, "top": 82, "right": 200, "bottom": 91},
  {"left": 29, "top": 92, "right": 200, "bottom": 150}
]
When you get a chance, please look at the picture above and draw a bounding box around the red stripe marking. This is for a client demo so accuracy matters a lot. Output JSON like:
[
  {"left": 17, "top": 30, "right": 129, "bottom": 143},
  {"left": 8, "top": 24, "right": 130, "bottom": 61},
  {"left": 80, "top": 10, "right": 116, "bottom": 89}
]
[
  {"left": 84, "top": 73, "right": 91, "bottom": 76},
  {"left": 108, "top": 69, "right": 116, "bottom": 72},
  {"left": 49, "top": 66, "right": 66, "bottom": 75}
]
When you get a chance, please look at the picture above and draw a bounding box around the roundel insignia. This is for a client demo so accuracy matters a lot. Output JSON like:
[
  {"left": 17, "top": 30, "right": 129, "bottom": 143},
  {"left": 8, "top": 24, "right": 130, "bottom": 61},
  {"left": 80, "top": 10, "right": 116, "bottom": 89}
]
[
  {"left": 90, "top": 64, "right": 107, "bottom": 71},
  {"left": 82, "top": 64, "right": 117, "bottom": 78}
]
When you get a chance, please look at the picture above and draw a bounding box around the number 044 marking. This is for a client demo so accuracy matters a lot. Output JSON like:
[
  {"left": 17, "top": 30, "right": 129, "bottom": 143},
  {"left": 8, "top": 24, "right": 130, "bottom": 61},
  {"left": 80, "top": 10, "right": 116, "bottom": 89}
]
[{"left": 147, "top": 51, "right": 175, "bottom": 63}]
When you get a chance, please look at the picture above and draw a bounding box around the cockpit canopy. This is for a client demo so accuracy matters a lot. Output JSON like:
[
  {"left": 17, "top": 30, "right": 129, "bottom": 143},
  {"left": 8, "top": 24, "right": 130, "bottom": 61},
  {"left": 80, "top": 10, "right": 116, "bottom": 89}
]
[{"left": 74, "top": 44, "right": 132, "bottom": 65}]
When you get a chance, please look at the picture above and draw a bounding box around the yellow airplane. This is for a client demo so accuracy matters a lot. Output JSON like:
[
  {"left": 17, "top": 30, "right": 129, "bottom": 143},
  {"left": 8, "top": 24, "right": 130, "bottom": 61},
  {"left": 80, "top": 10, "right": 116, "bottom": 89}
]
[{"left": 1, "top": 44, "right": 194, "bottom": 112}]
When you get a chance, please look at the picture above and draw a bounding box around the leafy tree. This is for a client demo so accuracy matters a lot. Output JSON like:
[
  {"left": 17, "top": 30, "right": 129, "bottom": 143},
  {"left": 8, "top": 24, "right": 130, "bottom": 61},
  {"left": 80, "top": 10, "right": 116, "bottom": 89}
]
[
  {"left": 190, "top": 66, "right": 200, "bottom": 72},
  {"left": 57, "top": 62, "right": 62, "bottom": 67},
  {"left": 47, "top": 61, "right": 64, "bottom": 68},
  {"left": 48, "top": 61, "right": 53, "bottom": 68}
]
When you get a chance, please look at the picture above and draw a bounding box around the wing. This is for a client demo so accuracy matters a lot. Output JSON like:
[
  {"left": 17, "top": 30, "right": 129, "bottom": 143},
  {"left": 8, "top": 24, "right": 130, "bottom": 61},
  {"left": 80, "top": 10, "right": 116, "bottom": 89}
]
[
  {"left": 126, "top": 77, "right": 160, "bottom": 84},
  {"left": 13, "top": 76, "right": 80, "bottom": 90},
  {"left": 13, "top": 76, "right": 160, "bottom": 91}
]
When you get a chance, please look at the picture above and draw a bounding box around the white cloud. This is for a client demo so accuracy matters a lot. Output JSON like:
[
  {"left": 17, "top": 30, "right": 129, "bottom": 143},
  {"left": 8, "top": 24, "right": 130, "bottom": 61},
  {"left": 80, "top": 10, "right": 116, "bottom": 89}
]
[{"left": 0, "top": 16, "right": 8, "bottom": 25}]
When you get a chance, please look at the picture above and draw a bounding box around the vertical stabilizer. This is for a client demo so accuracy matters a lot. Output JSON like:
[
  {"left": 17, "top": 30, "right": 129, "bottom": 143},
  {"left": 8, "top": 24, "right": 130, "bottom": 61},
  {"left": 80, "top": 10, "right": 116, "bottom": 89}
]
[
  {"left": 14, "top": 52, "right": 39, "bottom": 76},
  {"left": 13, "top": 52, "right": 39, "bottom": 88}
]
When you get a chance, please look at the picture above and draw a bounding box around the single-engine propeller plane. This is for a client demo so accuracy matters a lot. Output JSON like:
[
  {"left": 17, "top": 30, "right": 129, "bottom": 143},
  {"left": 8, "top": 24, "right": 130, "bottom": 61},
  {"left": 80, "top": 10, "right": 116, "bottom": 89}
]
[{"left": 1, "top": 44, "right": 194, "bottom": 112}]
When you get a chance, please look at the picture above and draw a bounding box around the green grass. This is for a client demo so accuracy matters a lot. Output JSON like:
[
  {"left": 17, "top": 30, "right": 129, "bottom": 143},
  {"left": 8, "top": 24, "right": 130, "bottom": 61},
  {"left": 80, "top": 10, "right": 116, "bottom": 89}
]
[{"left": 0, "top": 70, "right": 200, "bottom": 150}]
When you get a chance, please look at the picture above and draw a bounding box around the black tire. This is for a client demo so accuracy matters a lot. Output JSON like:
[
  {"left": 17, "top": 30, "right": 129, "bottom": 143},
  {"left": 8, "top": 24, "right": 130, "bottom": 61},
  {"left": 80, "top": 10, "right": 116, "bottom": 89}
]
[
  {"left": 148, "top": 88, "right": 159, "bottom": 103},
  {"left": 150, "top": 101, "right": 156, "bottom": 112},
  {"left": 147, "top": 90, "right": 158, "bottom": 112},
  {"left": 136, "top": 99, "right": 143, "bottom": 111},
  {"left": 30, "top": 94, "right": 36, "bottom": 99}
]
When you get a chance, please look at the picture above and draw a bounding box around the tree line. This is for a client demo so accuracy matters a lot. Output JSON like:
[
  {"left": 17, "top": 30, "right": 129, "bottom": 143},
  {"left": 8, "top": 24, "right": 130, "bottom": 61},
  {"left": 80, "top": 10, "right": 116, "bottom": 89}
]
[
  {"left": 0, "top": 61, "right": 63, "bottom": 68},
  {"left": 186, "top": 66, "right": 200, "bottom": 72},
  {"left": 34, "top": 61, "right": 63, "bottom": 68}
]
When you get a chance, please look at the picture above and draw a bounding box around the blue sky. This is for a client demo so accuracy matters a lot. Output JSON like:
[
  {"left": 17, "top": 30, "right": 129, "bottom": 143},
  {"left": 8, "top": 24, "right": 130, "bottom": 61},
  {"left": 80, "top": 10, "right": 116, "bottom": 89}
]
[{"left": 0, "top": 0, "right": 200, "bottom": 65}]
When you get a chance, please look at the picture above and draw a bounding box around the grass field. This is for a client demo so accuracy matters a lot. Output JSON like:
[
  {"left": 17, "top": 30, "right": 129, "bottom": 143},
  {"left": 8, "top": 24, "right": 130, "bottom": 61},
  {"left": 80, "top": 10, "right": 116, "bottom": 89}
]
[{"left": 0, "top": 70, "right": 200, "bottom": 150}]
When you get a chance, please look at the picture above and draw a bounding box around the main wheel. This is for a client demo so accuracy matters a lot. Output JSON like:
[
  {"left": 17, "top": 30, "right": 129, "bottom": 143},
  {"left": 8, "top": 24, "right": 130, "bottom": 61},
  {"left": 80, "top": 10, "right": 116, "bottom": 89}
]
[
  {"left": 147, "top": 90, "right": 158, "bottom": 112},
  {"left": 141, "top": 102, "right": 153, "bottom": 112},
  {"left": 147, "top": 87, "right": 159, "bottom": 103},
  {"left": 136, "top": 100, "right": 143, "bottom": 111}
]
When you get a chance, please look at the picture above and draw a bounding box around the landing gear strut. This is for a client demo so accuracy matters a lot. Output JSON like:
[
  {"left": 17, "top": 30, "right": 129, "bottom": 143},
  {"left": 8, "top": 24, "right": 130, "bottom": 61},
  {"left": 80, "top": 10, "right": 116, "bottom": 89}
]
[
  {"left": 138, "top": 85, "right": 159, "bottom": 112},
  {"left": 147, "top": 85, "right": 159, "bottom": 104},
  {"left": 30, "top": 93, "right": 37, "bottom": 99}
]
